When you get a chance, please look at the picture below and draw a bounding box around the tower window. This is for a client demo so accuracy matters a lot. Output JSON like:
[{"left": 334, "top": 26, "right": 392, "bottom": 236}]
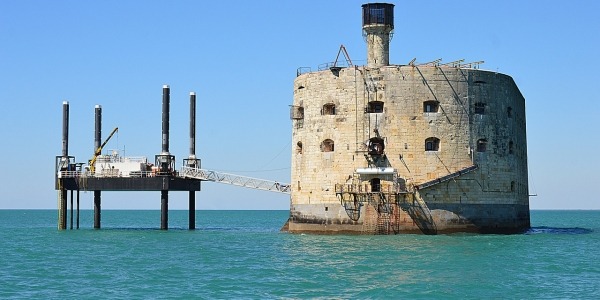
[
  {"left": 507, "top": 107, "right": 513, "bottom": 118},
  {"left": 367, "top": 101, "right": 384, "bottom": 113},
  {"left": 322, "top": 103, "right": 336, "bottom": 115},
  {"left": 511, "top": 181, "right": 515, "bottom": 192},
  {"left": 509, "top": 141, "right": 514, "bottom": 154},
  {"left": 423, "top": 100, "right": 439, "bottom": 113},
  {"left": 296, "top": 141, "right": 303, "bottom": 154},
  {"left": 290, "top": 106, "right": 304, "bottom": 120},
  {"left": 321, "top": 139, "right": 334, "bottom": 152},
  {"left": 477, "top": 139, "right": 487, "bottom": 152},
  {"left": 425, "top": 137, "right": 440, "bottom": 151},
  {"left": 474, "top": 102, "right": 485, "bottom": 114}
]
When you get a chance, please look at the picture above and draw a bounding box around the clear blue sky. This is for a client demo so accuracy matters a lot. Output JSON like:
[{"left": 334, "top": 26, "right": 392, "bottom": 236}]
[{"left": 1, "top": 0, "right": 598, "bottom": 210}]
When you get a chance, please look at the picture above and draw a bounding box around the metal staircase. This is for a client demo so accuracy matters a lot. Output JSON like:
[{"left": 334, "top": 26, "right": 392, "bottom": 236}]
[
  {"left": 399, "top": 189, "right": 437, "bottom": 235},
  {"left": 180, "top": 166, "right": 291, "bottom": 194}
]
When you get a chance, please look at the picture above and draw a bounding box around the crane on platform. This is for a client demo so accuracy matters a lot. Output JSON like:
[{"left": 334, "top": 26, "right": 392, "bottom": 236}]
[{"left": 89, "top": 127, "right": 119, "bottom": 173}]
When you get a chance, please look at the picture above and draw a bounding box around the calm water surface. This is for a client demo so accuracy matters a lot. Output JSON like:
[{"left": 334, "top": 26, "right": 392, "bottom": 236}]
[{"left": 0, "top": 210, "right": 598, "bottom": 299}]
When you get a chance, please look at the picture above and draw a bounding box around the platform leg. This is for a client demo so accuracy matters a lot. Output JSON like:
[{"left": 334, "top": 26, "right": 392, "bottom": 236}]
[
  {"left": 161, "top": 190, "right": 168, "bottom": 230},
  {"left": 189, "top": 191, "right": 196, "bottom": 230},
  {"left": 94, "top": 190, "right": 101, "bottom": 229},
  {"left": 70, "top": 190, "right": 73, "bottom": 230},
  {"left": 76, "top": 190, "right": 80, "bottom": 230},
  {"left": 58, "top": 188, "right": 67, "bottom": 230}
]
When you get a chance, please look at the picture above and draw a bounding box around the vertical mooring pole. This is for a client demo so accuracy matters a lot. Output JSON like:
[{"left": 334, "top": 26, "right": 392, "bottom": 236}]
[
  {"left": 94, "top": 105, "right": 102, "bottom": 229},
  {"left": 189, "top": 92, "right": 196, "bottom": 230},
  {"left": 58, "top": 101, "right": 69, "bottom": 230}
]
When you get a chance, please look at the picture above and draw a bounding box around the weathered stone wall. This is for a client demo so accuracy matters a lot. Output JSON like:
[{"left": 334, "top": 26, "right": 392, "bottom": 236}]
[{"left": 289, "top": 65, "right": 529, "bottom": 234}]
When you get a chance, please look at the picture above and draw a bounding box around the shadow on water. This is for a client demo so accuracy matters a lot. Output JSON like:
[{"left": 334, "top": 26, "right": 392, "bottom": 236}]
[{"left": 526, "top": 226, "right": 593, "bottom": 235}]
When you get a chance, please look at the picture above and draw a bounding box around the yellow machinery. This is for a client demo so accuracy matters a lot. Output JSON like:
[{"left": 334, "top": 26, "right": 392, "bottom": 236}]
[{"left": 89, "top": 127, "right": 119, "bottom": 173}]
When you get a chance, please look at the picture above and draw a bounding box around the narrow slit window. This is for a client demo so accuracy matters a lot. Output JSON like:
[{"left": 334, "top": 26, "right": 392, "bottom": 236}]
[
  {"left": 296, "top": 141, "right": 303, "bottom": 154},
  {"left": 507, "top": 107, "right": 513, "bottom": 118},
  {"left": 509, "top": 141, "right": 514, "bottom": 154}
]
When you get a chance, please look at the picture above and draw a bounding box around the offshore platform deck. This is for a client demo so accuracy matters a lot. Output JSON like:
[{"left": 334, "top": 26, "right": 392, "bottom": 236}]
[{"left": 55, "top": 85, "right": 289, "bottom": 230}]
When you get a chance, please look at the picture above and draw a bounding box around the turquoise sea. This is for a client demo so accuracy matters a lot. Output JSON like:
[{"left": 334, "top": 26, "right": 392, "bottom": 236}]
[{"left": 0, "top": 210, "right": 598, "bottom": 299}]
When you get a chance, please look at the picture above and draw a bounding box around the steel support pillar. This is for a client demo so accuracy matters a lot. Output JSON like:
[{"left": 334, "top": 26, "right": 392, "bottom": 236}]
[
  {"left": 189, "top": 191, "right": 196, "bottom": 230},
  {"left": 161, "top": 190, "right": 168, "bottom": 230},
  {"left": 94, "top": 190, "right": 101, "bottom": 229},
  {"left": 70, "top": 190, "right": 73, "bottom": 230},
  {"left": 76, "top": 190, "right": 80, "bottom": 229},
  {"left": 58, "top": 188, "right": 67, "bottom": 230}
]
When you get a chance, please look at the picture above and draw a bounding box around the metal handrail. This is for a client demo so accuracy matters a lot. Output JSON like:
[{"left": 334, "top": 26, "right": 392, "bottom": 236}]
[
  {"left": 180, "top": 166, "right": 291, "bottom": 194},
  {"left": 57, "top": 170, "right": 157, "bottom": 178},
  {"left": 335, "top": 183, "right": 406, "bottom": 194}
]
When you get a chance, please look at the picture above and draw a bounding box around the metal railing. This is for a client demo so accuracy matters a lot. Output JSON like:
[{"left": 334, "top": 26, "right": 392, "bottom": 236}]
[
  {"left": 335, "top": 182, "right": 407, "bottom": 194},
  {"left": 57, "top": 170, "right": 157, "bottom": 178},
  {"left": 180, "top": 166, "right": 291, "bottom": 194},
  {"left": 96, "top": 155, "right": 148, "bottom": 163}
]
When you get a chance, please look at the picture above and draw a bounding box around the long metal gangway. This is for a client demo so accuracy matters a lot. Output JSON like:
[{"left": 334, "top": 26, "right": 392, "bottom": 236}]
[{"left": 180, "top": 166, "right": 291, "bottom": 194}]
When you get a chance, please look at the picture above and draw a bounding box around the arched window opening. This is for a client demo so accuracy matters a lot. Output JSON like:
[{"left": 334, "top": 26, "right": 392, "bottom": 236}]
[
  {"left": 296, "top": 141, "right": 303, "bottom": 154},
  {"left": 322, "top": 103, "right": 336, "bottom": 115},
  {"left": 425, "top": 137, "right": 440, "bottom": 151},
  {"left": 507, "top": 107, "right": 513, "bottom": 118},
  {"left": 474, "top": 102, "right": 486, "bottom": 114},
  {"left": 511, "top": 181, "right": 515, "bottom": 192},
  {"left": 368, "top": 137, "right": 385, "bottom": 155},
  {"left": 509, "top": 141, "right": 514, "bottom": 154},
  {"left": 423, "top": 100, "right": 439, "bottom": 113},
  {"left": 367, "top": 101, "right": 384, "bottom": 113},
  {"left": 477, "top": 139, "right": 488, "bottom": 152},
  {"left": 371, "top": 178, "right": 381, "bottom": 192},
  {"left": 321, "top": 139, "right": 334, "bottom": 152}
]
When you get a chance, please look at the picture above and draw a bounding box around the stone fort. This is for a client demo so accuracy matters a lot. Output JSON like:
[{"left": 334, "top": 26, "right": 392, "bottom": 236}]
[{"left": 286, "top": 3, "right": 530, "bottom": 234}]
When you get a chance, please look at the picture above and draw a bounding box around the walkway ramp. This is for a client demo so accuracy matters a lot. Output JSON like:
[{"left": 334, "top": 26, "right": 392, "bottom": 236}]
[{"left": 180, "top": 166, "right": 291, "bottom": 194}]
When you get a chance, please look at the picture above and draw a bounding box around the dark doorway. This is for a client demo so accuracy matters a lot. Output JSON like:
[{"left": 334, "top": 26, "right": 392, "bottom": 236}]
[{"left": 371, "top": 178, "right": 381, "bottom": 192}]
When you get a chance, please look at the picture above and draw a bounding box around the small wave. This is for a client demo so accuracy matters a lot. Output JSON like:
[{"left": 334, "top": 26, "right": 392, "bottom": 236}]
[{"left": 526, "top": 226, "right": 593, "bottom": 235}]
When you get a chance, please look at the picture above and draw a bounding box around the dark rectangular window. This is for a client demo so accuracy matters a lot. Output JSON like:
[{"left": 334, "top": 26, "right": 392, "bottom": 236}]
[{"left": 474, "top": 103, "right": 485, "bottom": 114}]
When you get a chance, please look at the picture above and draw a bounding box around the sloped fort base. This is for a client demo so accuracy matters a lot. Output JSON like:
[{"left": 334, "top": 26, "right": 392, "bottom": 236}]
[{"left": 285, "top": 203, "right": 530, "bottom": 235}]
